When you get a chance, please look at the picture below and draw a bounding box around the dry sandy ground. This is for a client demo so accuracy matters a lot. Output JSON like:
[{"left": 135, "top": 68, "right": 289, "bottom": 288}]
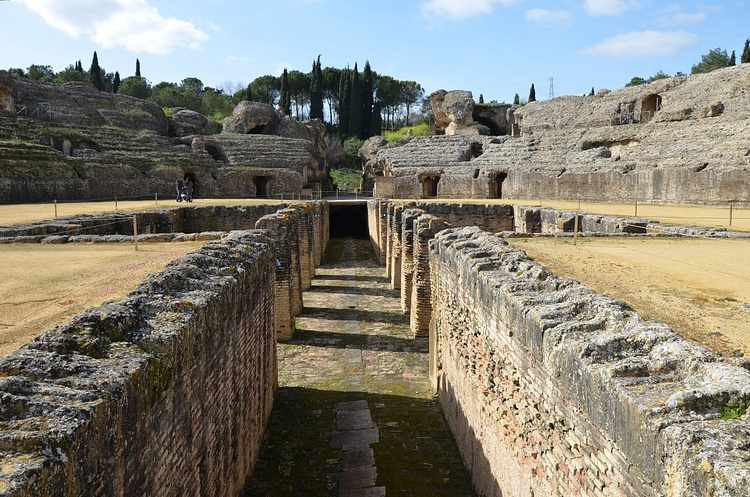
[
  {"left": 512, "top": 236, "right": 750, "bottom": 358},
  {"left": 0, "top": 242, "right": 203, "bottom": 357},
  {"left": 1, "top": 198, "right": 748, "bottom": 359}
]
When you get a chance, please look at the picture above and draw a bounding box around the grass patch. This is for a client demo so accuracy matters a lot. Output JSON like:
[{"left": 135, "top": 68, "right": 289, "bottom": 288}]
[
  {"left": 384, "top": 123, "right": 430, "bottom": 143},
  {"left": 720, "top": 401, "right": 747, "bottom": 420}
]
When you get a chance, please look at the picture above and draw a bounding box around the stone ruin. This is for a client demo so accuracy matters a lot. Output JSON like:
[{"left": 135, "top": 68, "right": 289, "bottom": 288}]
[
  {"left": 364, "top": 64, "right": 750, "bottom": 205},
  {"left": 0, "top": 71, "right": 331, "bottom": 203}
]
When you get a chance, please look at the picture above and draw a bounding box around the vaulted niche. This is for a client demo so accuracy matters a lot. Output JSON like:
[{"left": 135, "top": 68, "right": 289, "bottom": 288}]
[
  {"left": 421, "top": 175, "right": 440, "bottom": 199},
  {"left": 253, "top": 176, "right": 270, "bottom": 198},
  {"left": 640, "top": 94, "right": 662, "bottom": 123},
  {"left": 491, "top": 172, "right": 507, "bottom": 199},
  {"left": 204, "top": 142, "right": 228, "bottom": 163}
]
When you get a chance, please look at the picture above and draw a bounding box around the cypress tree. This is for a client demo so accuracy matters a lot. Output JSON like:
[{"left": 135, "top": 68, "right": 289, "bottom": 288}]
[
  {"left": 742, "top": 39, "right": 750, "bottom": 64},
  {"left": 513, "top": 93, "right": 520, "bottom": 105},
  {"left": 479, "top": 94, "right": 484, "bottom": 104},
  {"left": 309, "top": 56, "right": 324, "bottom": 120},
  {"left": 361, "top": 61, "right": 374, "bottom": 138},
  {"left": 246, "top": 82, "right": 253, "bottom": 101},
  {"left": 589, "top": 87, "right": 595, "bottom": 96},
  {"left": 729, "top": 50, "right": 736, "bottom": 66},
  {"left": 338, "top": 68, "right": 351, "bottom": 135},
  {"left": 349, "top": 63, "right": 362, "bottom": 138},
  {"left": 113, "top": 71, "right": 121, "bottom": 94},
  {"left": 89, "top": 51, "right": 103, "bottom": 90},
  {"left": 135, "top": 59, "right": 141, "bottom": 78},
  {"left": 528, "top": 83, "right": 536, "bottom": 102},
  {"left": 280, "top": 69, "right": 291, "bottom": 115}
]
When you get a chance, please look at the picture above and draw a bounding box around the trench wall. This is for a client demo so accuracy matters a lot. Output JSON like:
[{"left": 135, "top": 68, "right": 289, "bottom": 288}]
[
  {"left": 0, "top": 201, "right": 329, "bottom": 496},
  {"left": 369, "top": 200, "right": 750, "bottom": 497}
]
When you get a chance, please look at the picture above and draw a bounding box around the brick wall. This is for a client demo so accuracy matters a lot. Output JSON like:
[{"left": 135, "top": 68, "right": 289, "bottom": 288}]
[
  {"left": 429, "top": 227, "right": 750, "bottom": 497},
  {"left": 0, "top": 232, "right": 278, "bottom": 496},
  {"left": 368, "top": 199, "right": 750, "bottom": 496},
  {"left": 0, "top": 201, "right": 330, "bottom": 496}
]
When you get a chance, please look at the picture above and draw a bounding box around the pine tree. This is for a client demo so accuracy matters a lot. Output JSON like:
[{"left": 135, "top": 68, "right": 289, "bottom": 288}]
[
  {"left": 309, "top": 56, "right": 324, "bottom": 121},
  {"left": 338, "top": 68, "right": 351, "bottom": 135},
  {"left": 279, "top": 69, "right": 291, "bottom": 116},
  {"left": 113, "top": 71, "right": 121, "bottom": 94},
  {"left": 742, "top": 39, "right": 750, "bottom": 64},
  {"left": 89, "top": 51, "right": 103, "bottom": 90},
  {"left": 729, "top": 50, "right": 736, "bottom": 66},
  {"left": 135, "top": 59, "right": 141, "bottom": 78},
  {"left": 528, "top": 83, "right": 536, "bottom": 103},
  {"left": 361, "top": 61, "right": 374, "bottom": 138},
  {"left": 513, "top": 94, "right": 520, "bottom": 105},
  {"left": 348, "top": 63, "right": 362, "bottom": 138}
]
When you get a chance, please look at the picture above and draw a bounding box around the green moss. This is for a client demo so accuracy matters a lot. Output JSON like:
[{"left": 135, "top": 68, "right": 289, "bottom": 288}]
[{"left": 720, "top": 401, "right": 747, "bottom": 420}]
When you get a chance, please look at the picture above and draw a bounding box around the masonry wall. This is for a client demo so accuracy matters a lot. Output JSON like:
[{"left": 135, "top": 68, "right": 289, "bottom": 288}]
[
  {"left": 0, "top": 231, "right": 279, "bottom": 497},
  {"left": 429, "top": 227, "right": 750, "bottom": 497},
  {"left": 367, "top": 199, "right": 750, "bottom": 496},
  {"left": 0, "top": 201, "right": 330, "bottom": 496}
]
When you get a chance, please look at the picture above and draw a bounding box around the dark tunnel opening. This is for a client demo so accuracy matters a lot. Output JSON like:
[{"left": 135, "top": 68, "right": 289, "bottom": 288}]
[{"left": 329, "top": 203, "right": 369, "bottom": 238}]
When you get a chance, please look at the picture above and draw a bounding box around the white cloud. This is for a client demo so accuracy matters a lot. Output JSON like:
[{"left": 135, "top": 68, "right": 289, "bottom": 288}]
[
  {"left": 422, "top": 0, "right": 523, "bottom": 21},
  {"left": 24, "top": 0, "right": 208, "bottom": 54},
  {"left": 525, "top": 8, "right": 573, "bottom": 28},
  {"left": 658, "top": 8, "right": 706, "bottom": 27},
  {"left": 582, "top": 0, "right": 639, "bottom": 17},
  {"left": 581, "top": 30, "right": 699, "bottom": 58}
]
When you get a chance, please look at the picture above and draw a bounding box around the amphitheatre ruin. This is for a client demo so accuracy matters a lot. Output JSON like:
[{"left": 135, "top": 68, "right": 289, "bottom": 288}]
[{"left": 0, "top": 65, "right": 749, "bottom": 496}]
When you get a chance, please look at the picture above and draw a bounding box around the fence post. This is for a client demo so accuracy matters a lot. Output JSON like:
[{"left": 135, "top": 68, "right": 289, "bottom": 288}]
[
  {"left": 730, "top": 202, "right": 734, "bottom": 226},
  {"left": 155, "top": 193, "right": 158, "bottom": 205},
  {"left": 115, "top": 197, "right": 118, "bottom": 211},
  {"left": 133, "top": 215, "right": 139, "bottom": 252},
  {"left": 54, "top": 199, "right": 58, "bottom": 218},
  {"left": 573, "top": 211, "right": 579, "bottom": 246}
]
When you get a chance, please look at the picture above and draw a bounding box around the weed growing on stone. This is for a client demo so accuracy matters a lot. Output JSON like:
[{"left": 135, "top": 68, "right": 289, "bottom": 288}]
[{"left": 720, "top": 401, "right": 747, "bottom": 420}]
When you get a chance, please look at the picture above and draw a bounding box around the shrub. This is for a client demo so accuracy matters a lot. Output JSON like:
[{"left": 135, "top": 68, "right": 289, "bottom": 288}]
[{"left": 384, "top": 122, "right": 430, "bottom": 143}]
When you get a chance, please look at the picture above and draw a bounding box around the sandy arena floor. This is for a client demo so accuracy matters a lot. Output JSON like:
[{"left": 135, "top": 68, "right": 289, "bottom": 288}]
[{"left": 0, "top": 198, "right": 748, "bottom": 358}]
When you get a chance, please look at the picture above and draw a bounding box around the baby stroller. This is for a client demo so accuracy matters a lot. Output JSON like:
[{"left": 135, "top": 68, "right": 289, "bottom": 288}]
[{"left": 175, "top": 179, "right": 193, "bottom": 202}]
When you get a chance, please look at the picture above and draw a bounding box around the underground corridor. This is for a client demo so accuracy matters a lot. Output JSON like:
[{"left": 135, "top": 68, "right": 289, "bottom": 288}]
[{"left": 242, "top": 234, "right": 475, "bottom": 496}]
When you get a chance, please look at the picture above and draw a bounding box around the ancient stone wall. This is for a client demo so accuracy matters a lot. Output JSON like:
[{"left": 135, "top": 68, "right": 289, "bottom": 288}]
[
  {"left": 429, "top": 227, "right": 750, "bottom": 497},
  {"left": 0, "top": 231, "right": 278, "bottom": 497},
  {"left": 370, "top": 65, "right": 750, "bottom": 206},
  {"left": 370, "top": 199, "right": 750, "bottom": 496},
  {"left": 0, "top": 201, "right": 329, "bottom": 495}
]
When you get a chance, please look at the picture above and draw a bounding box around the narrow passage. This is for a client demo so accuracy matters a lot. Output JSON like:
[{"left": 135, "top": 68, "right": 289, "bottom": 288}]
[{"left": 243, "top": 238, "right": 474, "bottom": 497}]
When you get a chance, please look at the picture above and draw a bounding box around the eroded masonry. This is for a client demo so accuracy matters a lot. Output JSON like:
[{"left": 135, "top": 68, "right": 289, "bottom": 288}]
[{"left": 0, "top": 201, "right": 748, "bottom": 497}]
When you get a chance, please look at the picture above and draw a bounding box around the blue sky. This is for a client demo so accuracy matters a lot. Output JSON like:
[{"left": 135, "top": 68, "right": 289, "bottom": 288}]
[{"left": 3, "top": 0, "right": 748, "bottom": 102}]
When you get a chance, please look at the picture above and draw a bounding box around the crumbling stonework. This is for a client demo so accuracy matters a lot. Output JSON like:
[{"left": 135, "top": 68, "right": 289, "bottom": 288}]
[
  {"left": 0, "top": 201, "right": 329, "bottom": 496},
  {"left": 0, "top": 71, "right": 331, "bottom": 203},
  {"left": 370, "top": 199, "right": 750, "bottom": 496},
  {"left": 0, "top": 232, "right": 278, "bottom": 497},
  {"left": 371, "top": 65, "right": 750, "bottom": 205}
]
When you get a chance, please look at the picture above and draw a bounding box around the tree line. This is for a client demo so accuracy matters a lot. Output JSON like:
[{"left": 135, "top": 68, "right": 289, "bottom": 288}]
[
  {"left": 626, "top": 41, "right": 750, "bottom": 87},
  {"left": 7, "top": 52, "right": 425, "bottom": 141}
]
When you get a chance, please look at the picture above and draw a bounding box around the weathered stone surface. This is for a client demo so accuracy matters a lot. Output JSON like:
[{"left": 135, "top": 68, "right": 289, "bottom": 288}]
[
  {"left": 170, "top": 108, "right": 222, "bottom": 136},
  {"left": 0, "top": 74, "right": 332, "bottom": 203},
  {"left": 221, "top": 101, "right": 278, "bottom": 134},
  {"left": 430, "top": 89, "right": 478, "bottom": 136},
  {"left": 371, "top": 65, "right": 750, "bottom": 204}
]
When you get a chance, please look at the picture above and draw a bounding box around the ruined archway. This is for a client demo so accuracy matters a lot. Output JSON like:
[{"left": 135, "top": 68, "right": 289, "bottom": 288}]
[
  {"left": 204, "top": 141, "right": 228, "bottom": 163},
  {"left": 491, "top": 172, "right": 507, "bottom": 199},
  {"left": 639, "top": 94, "right": 662, "bottom": 123},
  {"left": 421, "top": 175, "right": 440, "bottom": 199},
  {"left": 254, "top": 176, "right": 270, "bottom": 198}
]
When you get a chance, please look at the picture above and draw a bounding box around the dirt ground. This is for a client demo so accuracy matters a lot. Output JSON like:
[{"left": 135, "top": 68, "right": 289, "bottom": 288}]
[
  {"left": 0, "top": 242, "right": 203, "bottom": 357},
  {"left": 1, "top": 198, "right": 748, "bottom": 359},
  {"left": 512, "top": 236, "right": 750, "bottom": 357}
]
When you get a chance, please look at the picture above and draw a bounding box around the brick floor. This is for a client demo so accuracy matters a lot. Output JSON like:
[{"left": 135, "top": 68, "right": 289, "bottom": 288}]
[{"left": 243, "top": 238, "right": 475, "bottom": 497}]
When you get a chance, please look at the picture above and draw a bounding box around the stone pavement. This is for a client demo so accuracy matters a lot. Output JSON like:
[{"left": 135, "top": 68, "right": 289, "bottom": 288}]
[{"left": 243, "top": 238, "right": 475, "bottom": 497}]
